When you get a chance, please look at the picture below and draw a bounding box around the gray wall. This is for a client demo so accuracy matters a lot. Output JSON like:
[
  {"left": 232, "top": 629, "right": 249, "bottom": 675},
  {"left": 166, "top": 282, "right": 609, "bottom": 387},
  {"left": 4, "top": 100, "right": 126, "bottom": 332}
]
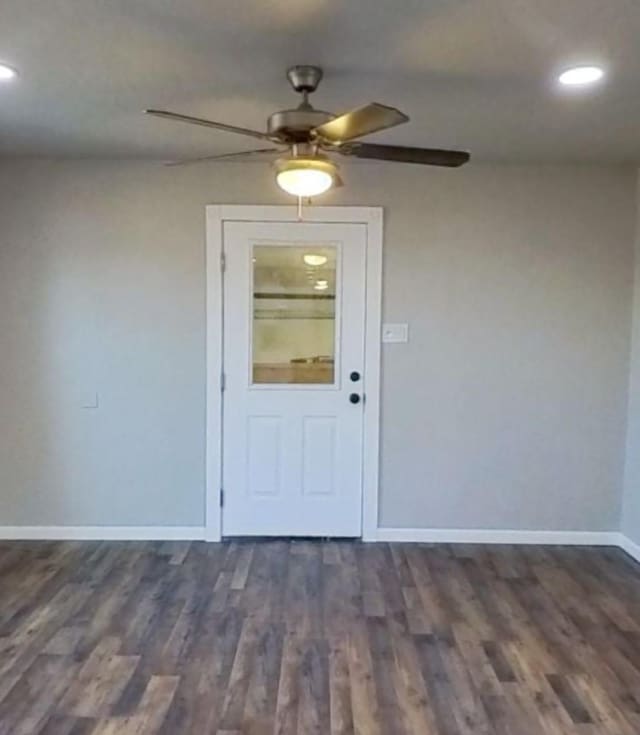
[
  {"left": 0, "top": 160, "right": 635, "bottom": 530},
  {"left": 622, "top": 172, "right": 640, "bottom": 545}
]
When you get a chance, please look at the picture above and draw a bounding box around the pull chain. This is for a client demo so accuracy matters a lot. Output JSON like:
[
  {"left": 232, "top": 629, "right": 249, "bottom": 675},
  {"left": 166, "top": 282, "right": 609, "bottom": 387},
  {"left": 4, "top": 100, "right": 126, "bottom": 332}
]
[{"left": 297, "top": 196, "right": 313, "bottom": 221}]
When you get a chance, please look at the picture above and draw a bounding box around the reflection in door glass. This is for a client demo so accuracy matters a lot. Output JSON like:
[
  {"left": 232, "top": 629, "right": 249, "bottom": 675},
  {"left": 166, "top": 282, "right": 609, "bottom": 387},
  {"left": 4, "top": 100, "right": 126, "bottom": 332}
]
[{"left": 252, "top": 245, "right": 337, "bottom": 384}]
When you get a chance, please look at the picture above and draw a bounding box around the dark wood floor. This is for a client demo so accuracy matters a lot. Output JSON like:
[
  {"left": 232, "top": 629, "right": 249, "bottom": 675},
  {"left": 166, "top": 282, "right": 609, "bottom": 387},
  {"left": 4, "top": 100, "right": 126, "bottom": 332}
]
[{"left": 0, "top": 541, "right": 639, "bottom": 734}]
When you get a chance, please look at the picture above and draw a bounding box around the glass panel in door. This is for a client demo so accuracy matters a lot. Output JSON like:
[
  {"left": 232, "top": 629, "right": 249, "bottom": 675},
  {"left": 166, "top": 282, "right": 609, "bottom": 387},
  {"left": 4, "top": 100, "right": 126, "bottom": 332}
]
[{"left": 251, "top": 244, "right": 337, "bottom": 385}]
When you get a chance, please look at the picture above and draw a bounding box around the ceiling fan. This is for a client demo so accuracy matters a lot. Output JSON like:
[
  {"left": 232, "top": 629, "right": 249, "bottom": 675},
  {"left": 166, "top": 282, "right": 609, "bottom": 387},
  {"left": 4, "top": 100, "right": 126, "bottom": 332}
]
[{"left": 146, "top": 65, "right": 470, "bottom": 198}]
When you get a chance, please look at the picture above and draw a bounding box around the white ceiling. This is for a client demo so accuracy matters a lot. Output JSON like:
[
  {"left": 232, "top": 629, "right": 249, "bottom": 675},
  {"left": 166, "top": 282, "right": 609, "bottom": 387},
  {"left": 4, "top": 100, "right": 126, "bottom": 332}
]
[{"left": 1, "top": 0, "right": 639, "bottom": 162}]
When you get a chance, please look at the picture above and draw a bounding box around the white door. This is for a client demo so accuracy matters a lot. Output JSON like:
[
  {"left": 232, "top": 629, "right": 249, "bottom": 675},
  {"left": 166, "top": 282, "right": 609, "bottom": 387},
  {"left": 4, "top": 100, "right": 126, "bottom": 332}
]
[{"left": 222, "top": 221, "right": 367, "bottom": 536}]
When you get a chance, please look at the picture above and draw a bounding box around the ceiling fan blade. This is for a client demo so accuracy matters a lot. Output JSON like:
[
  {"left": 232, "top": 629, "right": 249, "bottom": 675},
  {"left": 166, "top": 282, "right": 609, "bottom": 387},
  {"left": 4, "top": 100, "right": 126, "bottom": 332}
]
[
  {"left": 312, "top": 103, "right": 408, "bottom": 143},
  {"left": 339, "top": 142, "right": 470, "bottom": 167},
  {"left": 164, "top": 148, "right": 283, "bottom": 167},
  {"left": 146, "top": 109, "right": 273, "bottom": 141}
]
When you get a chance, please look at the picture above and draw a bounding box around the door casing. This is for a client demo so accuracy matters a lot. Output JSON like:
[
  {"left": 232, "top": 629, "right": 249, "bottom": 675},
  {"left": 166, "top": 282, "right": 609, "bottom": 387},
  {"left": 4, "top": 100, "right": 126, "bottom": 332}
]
[{"left": 205, "top": 205, "right": 383, "bottom": 542}]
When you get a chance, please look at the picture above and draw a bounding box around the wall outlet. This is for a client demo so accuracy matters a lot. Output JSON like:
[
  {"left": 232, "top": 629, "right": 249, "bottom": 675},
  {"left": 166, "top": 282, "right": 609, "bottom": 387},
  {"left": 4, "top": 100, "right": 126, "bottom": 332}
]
[{"left": 81, "top": 392, "right": 99, "bottom": 409}]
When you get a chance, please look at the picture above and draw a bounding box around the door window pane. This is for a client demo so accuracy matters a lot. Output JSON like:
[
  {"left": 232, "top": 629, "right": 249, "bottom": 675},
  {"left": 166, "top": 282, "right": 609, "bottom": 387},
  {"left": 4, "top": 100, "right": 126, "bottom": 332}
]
[{"left": 252, "top": 245, "right": 337, "bottom": 384}]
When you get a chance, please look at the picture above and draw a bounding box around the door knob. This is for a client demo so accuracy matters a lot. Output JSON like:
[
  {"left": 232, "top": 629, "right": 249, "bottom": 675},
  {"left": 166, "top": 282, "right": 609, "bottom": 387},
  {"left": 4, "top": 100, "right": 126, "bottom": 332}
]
[
  {"left": 350, "top": 371, "right": 361, "bottom": 382},
  {"left": 349, "top": 393, "right": 361, "bottom": 404}
]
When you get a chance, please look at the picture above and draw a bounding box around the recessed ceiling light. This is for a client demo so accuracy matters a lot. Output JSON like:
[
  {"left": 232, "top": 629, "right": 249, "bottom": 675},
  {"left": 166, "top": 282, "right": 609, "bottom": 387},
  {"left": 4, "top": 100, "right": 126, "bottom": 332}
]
[
  {"left": 0, "top": 63, "right": 17, "bottom": 81},
  {"left": 558, "top": 65, "right": 604, "bottom": 87}
]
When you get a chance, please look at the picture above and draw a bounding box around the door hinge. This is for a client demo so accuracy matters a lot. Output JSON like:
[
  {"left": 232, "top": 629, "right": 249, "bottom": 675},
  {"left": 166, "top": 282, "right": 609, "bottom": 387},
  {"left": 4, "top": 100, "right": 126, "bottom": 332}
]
[
  {"left": 220, "top": 252, "right": 226, "bottom": 272},
  {"left": 220, "top": 371, "right": 226, "bottom": 392},
  {"left": 220, "top": 489, "right": 225, "bottom": 507}
]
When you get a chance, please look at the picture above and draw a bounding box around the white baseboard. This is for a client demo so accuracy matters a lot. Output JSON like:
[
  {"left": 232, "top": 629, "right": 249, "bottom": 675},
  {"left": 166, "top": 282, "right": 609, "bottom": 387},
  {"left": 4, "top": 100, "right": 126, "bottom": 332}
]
[
  {"left": 0, "top": 526, "right": 206, "bottom": 541},
  {"left": 375, "top": 527, "right": 620, "bottom": 546},
  {"left": 0, "top": 526, "right": 635, "bottom": 560},
  {"left": 618, "top": 533, "right": 640, "bottom": 563}
]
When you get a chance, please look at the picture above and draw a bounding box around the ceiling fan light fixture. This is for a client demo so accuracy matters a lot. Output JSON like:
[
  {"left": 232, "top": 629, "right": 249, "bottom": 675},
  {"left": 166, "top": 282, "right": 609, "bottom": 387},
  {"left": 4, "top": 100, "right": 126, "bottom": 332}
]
[
  {"left": 303, "top": 253, "right": 328, "bottom": 267},
  {"left": 275, "top": 156, "right": 338, "bottom": 198}
]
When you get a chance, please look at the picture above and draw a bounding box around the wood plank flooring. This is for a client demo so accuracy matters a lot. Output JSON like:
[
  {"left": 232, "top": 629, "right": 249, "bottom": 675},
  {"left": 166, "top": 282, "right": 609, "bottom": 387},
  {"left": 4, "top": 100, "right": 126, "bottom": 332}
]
[{"left": 0, "top": 541, "right": 639, "bottom": 734}]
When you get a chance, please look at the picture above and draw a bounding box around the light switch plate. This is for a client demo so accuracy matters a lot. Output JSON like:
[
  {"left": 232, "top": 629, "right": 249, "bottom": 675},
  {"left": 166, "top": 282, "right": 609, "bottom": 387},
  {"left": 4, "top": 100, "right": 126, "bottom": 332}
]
[{"left": 382, "top": 323, "right": 409, "bottom": 343}]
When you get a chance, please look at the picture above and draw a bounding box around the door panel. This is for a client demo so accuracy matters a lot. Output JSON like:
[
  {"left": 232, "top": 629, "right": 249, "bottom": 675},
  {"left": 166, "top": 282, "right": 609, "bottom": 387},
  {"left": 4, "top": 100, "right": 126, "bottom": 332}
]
[
  {"left": 222, "top": 221, "right": 366, "bottom": 537},
  {"left": 301, "top": 416, "right": 337, "bottom": 496},
  {"left": 246, "top": 416, "right": 282, "bottom": 496}
]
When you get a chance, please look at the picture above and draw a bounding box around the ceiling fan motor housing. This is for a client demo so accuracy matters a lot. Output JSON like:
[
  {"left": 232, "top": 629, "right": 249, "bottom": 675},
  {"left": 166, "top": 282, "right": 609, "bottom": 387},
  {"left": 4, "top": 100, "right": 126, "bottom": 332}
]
[{"left": 267, "top": 108, "right": 334, "bottom": 142}]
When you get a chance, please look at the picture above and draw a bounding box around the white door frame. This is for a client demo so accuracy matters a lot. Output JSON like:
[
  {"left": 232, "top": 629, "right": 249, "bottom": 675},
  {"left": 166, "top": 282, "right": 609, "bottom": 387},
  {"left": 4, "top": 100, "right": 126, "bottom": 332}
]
[{"left": 205, "top": 205, "right": 383, "bottom": 542}]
